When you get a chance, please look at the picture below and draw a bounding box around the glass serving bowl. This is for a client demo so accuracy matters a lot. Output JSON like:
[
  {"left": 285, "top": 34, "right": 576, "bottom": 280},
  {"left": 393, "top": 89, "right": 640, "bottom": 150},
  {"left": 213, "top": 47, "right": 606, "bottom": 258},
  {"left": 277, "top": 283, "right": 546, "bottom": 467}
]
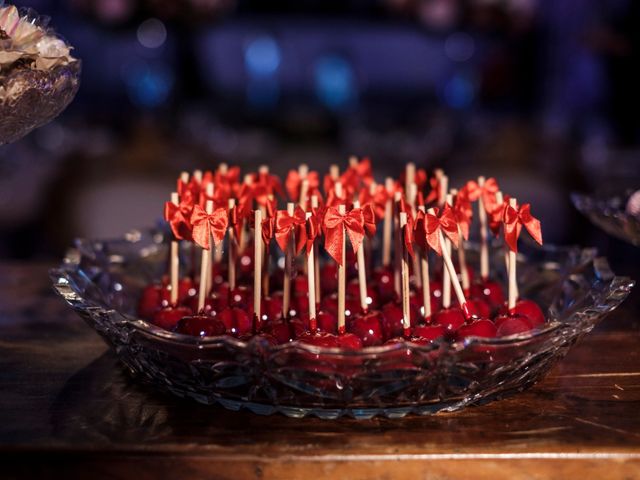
[
  {"left": 50, "top": 229, "right": 634, "bottom": 419},
  {"left": 0, "top": 6, "right": 81, "bottom": 145},
  {"left": 572, "top": 191, "right": 640, "bottom": 247}
]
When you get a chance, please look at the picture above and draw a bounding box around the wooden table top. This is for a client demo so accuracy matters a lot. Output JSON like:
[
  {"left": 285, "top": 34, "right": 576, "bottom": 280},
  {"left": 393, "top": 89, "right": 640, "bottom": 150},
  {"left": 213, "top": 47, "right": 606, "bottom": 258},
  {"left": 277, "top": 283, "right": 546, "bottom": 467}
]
[{"left": 1, "top": 262, "right": 639, "bottom": 480}]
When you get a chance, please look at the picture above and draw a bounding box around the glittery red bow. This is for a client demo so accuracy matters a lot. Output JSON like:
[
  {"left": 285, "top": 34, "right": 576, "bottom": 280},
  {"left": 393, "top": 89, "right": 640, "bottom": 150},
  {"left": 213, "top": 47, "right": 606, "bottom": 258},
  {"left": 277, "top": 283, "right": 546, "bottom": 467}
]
[
  {"left": 164, "top": 201, "right": 193, "bottom": 241},
  {"left": 503, "top": 203, "right": 543, "bottom": 252},
  {"left": 402, "top": 210, "right": 415, "bottom": 258},
  {"left": 453, "top": 194, "right": 473, "bottom": 241},
  {"left": 228, "top": 204, "right": 245, "bottom": 246},
  {"left": 305, "top": 212, "right": 320, "bottom": 255},
  {"left": 421, "top": 205, "right": 459, "bottom": 256},
  {"left": 398, "top": 168, "right": 428, "bottom": 192},
  {"left": 462, "top": 177, "right": 499, "bottom": 212},
  {"left": 275, "top": 206, "right": 307, "bottom": 254},
  {"left": 359, "top": 184, "right": 389, "bottom": 219},
  {"left": 424, "top": 176, "right": 440, "bottom": 204},
  {"left": 285, "top": 170, "right": 320, "bottom": 202},
  {"left": 190, "top": 205, "right": 229, "bottom": 250},
  {"left": 325, "top": 184, "right": 350, "bottom": 207},
  {"left": 322, "top": 206, "right": 366, "bottom": 265},
  {"left": 255, "top": 171, "right": 284, "bottom": 198},
  {"left": 361, "top": 203, "right": 377, "bottom": 237},
  {"left": 341, "top": 157, "right": 373, "bottom": 191},
  {"left": 488, "top": 195, "right": 510, "bottom": 236}
]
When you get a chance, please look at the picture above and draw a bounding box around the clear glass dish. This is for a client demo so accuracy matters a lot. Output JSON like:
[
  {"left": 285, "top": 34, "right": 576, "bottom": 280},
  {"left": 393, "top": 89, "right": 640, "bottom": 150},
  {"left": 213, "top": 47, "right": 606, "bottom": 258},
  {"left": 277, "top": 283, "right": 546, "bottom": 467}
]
[
  {"left": 572, "top": 191, "right": 640, "bottom": 247},
  {"left": 0, "top": 6, "right": 81, "bottom": 145},
  {"left": 50, "top": 229, "right": 634, "bottom": 419}
]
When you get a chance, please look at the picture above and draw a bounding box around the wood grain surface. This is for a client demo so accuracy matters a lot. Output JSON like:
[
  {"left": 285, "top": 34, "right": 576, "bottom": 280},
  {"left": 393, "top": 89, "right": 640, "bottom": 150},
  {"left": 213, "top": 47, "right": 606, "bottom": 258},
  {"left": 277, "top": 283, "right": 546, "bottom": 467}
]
[{"left": 1, "top": 262, "right": 639, "bottom": 480}]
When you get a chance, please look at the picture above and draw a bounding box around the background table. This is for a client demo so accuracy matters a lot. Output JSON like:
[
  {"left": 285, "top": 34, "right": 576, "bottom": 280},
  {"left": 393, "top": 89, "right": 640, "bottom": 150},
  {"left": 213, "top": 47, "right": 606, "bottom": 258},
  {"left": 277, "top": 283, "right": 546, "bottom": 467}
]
[{"left": 1, "top": 262, "right": 639, "bottom": 480}]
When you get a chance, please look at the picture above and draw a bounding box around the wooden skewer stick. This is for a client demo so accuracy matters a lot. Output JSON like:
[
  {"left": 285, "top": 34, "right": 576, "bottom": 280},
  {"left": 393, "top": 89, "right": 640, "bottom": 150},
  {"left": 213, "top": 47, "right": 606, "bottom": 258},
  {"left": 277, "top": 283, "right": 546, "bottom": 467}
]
[
  {"left": 508, "top": 198, "right": 518, "bottom": 311},
  {"left": 405, "top": 162, "right": 416, "bottom": 202},
  {"left": 205, "top": 183, "right": 214, "bottom": 295},
  {"left": 450, "top": 188, "right": 470, "bottom": 295},
  {"left": 197, "top": 199, "right": 214, "bottom": 313},
  {"left": 353, "top": 201, "right": 369, "bottom": 312},
  {"left": 299, "top": 179, "right": 309, "bottom": 210},
  {"left": 399, "top": 212, "right": 412, "bottom": 336},
  {"left": 193, "top": 169, "right": 203, "bottom": 184},
  {"left": 408, "top": 183, "right": 422, "bottom": 289},
  {"left": 330, "top": 164, "right": 340, "bottom": 181},
  {"left": 494, "top": 191, "right": 518, "bottom": 299},
  {"left": 311, "top": 195, "right": 321, "bottom": 302},
  {"left": 393, "top": 191, "right": 402, "bottom": 297},
  {"left": 337, "top": 204, "right": 347, "bottom": 335},
  {"left": 305, "top": 212, "right": 318, "bottom": 332},
  {"left": 253, "top": 209, "right": 263, "bottom": 330},
  {"left": 427, "top": 208, "right": 469, "bottom": 317},
  {"left": 218, "top": 163, "right": 228, "bottom": 174},
  {"left": 169, "top": 192, "right": 180, "bottom": 306},
  {"left": 282, "top": 202, "right": 295, "bottom": 319},
  {"left": 477, "top": 176, "right": 490, "bottom": 280},
  {"left": 180, "top": 171, "right": 189, "bottom": 186},
  {"left": 227, "top": 198, "right": 237, "bottom": 291},
  {"left": 418, "top": 206, "right": 432, "bottom": 320},
  {"left": 299, "top": 163, "right": 309, "bottom": 178},
  {"left": 382, "top": 177, "right": 394, "bottom": 267},
  {"left": 349, "top": 155, "right": 358, "bottom": 168},
  {"left": 441, "top": 193, "right": 453, "bottom": 309},
  {"left": 438, "top": 174, "right": 449, "bottom": 207},
  {"left": 335, "top": 181, "right": 343, "bottom": 200}
]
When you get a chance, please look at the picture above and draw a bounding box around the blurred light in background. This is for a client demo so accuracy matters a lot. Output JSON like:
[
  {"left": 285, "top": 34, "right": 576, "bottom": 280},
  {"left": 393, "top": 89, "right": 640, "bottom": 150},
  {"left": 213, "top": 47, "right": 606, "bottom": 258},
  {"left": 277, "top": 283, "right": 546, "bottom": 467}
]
[
  {"left": 314, "top": 54, "right": 357, "bottom": 111},
  {"left": 244, "top": 35, "right": 281, "bottom": 77},
  {"left": 444, "top": 32, "right": 475, "bottom": 62},
  {"left": 122, "top": 60, "right": 174, "bottom": 108},
  {"left": 137, "top": 18, "right": 167, "bottom": 50},
  {"left": 442, "top": 72, "right": 476, "bottom": 109}
]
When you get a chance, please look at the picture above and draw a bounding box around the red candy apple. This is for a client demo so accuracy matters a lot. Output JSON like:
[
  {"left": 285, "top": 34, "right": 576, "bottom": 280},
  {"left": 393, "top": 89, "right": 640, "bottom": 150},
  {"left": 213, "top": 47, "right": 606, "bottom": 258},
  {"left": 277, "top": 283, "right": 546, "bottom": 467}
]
[
  {"left": 411, "top": 324, "right": 445, "bottom": 342},
  {"left": 433, "top": 308, "right": 466, "bottom": 333},
  {"left": 470, "top": 280, "right": 505, "bottom": 309},
  {"left": 152, "top": 306, "right": 192, "bottom": 330},
  {"left": 494, "top": 314, "right": 533, "bottom": 337},
  {"left": 175, "top": 315, "right": 226, "bottom": 337},
  {"left": 347, "top": 310, "right": 384, "bottom": 347},
  {"left": 217, "top": 307, "right": 253, "bottom": 337},
  {"left": 456, "top": 319, "right": 497, "bottom": 339}
]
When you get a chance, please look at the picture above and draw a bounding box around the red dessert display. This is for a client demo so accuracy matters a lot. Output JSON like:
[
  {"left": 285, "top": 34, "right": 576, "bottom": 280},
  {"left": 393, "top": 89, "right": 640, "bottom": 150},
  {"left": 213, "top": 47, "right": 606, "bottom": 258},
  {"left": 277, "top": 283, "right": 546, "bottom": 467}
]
[{"left": 138, "top": 160, "right": 546, "bottom": 351}]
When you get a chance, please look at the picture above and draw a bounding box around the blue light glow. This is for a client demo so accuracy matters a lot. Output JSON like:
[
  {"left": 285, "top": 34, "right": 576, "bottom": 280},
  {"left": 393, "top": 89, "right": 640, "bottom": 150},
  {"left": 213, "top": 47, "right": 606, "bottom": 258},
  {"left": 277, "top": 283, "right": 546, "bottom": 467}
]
[
  {"left": 443, "top": 73, "right": 474, "bottom": 109},
  {"left": 123, "top": 61, "right": 174, "bottom": 108},
  {"left": 244, "top": 36, "right": 281, "bottom": 77},
  {"left": 314, "top": 54, "right": 357, "bottom": 111}
]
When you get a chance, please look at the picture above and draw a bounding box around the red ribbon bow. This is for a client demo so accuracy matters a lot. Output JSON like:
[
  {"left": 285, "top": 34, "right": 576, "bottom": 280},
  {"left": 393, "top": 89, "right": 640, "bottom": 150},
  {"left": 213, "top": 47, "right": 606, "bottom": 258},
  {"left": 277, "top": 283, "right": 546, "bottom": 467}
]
[
  {"left": 402, "top": 210, "right": 415, "bottom": 258},
  {"left": 164, "top": 201, "right": 193, "bottom": 241},
  {"left": 305, "top": 212, "right": 320, "bottom": 255},
  {"left": 190, "top": 205, "right": 229, "bottom": 250},
  {"left": 274, "top": 206, "right": 307, "bottom": 254},
  {"left": 341, "top": 157, "right": 373, "bottom": 191},
  {"left": 228, "top": 204, "right": 246, "bottom": 247},
  {"left": 421, "top": 205, "right": 459, "bottom": 256},
  {"left": 425, "top": 176, "right": 440, "bottom": 204},
  {"left": 462, "top": 177, "right": 499, "bottom": 212},
  {"left": 488, "top": 195, "right": 510, "bottom": 236},
  {"left": 453, "top": 194, "right": 473, "bottom": 241},
  {"left": 322, "top": 206, "right": 366, "bottom": 265},
  {"left": 248, "top": 210, "right": 276, "bottom": 246},
  {"left": 361, "top": 203, "right": 377, "bottom": 238},
  {"left": 285, "top": 170, "right": 320, "bottom": 202},
  {"left": 503, "top": 203, "right": 543, "bottom": 252},
  {"left": 359, "top": 184, "right": 389, "bottom": 220}
]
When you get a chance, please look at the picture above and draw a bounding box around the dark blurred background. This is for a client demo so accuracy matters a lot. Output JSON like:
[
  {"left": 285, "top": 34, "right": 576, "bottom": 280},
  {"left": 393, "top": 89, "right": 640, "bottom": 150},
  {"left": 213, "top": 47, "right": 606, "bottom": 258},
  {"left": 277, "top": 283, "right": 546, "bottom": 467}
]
[{"left": 1, "top": 0, "right": 640, "bottom": 285}]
